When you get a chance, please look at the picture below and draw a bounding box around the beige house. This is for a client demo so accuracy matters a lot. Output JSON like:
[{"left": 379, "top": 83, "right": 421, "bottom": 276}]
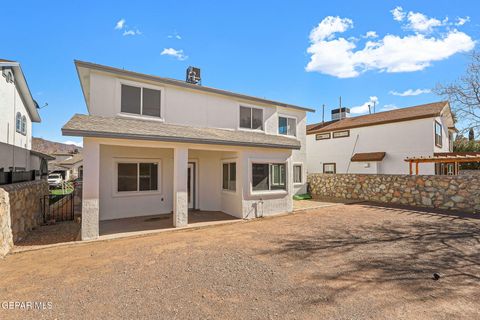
[{"left": 62, "top": 61, "right": 313, "bottom": 240}]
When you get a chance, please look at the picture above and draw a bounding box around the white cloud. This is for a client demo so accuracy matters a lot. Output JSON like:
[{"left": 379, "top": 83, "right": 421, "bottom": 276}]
[
  {"left": 115, "top": 19, "right": 126, "bottom": 30},
  {"left": 161, "top": 48, "right": 188, "bottom": 61},
  {"left": 309, "top": 16, "right": 353, "bottom": 42},
  {"left": 63, "top": 140, "right": 83, "bottom": 148},
  {"left": 305, "top": 12, "right": 475, "bottom": 78},
  {"left": 350, "top": 96, "right": 378, "bottom": 114},
  {"left": 456, "top": 16, "right": 470, "bottom": 26},
  {"left": 168, "top": 32, "right": 182, "bottom": 40},
  {"left": 390, "top": 88, "right": 431, "bottom": 96},
  {"left": 381, "top": 104, "right": 399, "bottom": 111},
  {"left": 363, "top": 31, "right": 378, "bottom": 39},
  {"left": 391, "top": 7, "right": 406, "bottom": 22},
  {"left": 123, "top": 29, "right": 142, "bottom": 36},
  {"left": 405, "top": 11, "right": 443, "bottom": 33}
]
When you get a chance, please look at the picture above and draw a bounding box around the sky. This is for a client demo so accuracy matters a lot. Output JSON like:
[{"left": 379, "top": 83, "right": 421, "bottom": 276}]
[{"left": 3, "top": 0, "right": 480, "bottom": 146}]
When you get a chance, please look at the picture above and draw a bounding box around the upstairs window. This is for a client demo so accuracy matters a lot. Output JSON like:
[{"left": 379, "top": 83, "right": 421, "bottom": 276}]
[
  {"left": 222, "top": 162, "right": 236, "bottom": 191},
  {"left": 15, "top": 112, "right": 22, "bottom": 133},
  {"left": 278, "top": 116, "right": 297, "bottom": 136},
  {"left": 240, "top": 106, "right": 263, "bottom": 130},
  {"left": 435, "top": 121, "right": 443, "bottom": 147},
  {"left": 121, "top": 84, "right": 161, "bottom": 118},
  {"left": 252, "top": 163, "right": 286, "bottom": 191},
  {"left": 21, "top": 115, "right": 26, "bottom": 135}
]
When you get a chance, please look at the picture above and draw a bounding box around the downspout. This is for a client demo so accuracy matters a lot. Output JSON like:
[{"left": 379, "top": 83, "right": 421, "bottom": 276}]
[
  {"left": 346, "top": 134, "right": 359, "bottom": 174},
  {"left": 12, "top": 77, "right": 16, "bottom": 171}
]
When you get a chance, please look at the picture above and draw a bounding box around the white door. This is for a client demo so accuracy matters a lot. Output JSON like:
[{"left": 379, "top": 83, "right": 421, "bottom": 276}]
[{"left": 187, "top": 163, "right": 195, "bottom": 209}]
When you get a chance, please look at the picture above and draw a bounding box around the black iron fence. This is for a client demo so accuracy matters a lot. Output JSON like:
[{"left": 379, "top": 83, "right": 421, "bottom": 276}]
[
  {"left": 0, "top": 170, "right": 37, "bottom": 185},
  {"left": 40, "top": 192, "right": 74, "bottom": 223}
]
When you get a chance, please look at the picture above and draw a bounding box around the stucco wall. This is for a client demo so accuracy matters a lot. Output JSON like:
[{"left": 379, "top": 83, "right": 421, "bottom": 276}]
[
  {"left": 0, "top": 180, "right": 48, "bottom": 256},
  {"left": 308, "top": 173, "right": 480, "bottom": 213},
  {"left": 306, "top": 117, "right": 451, "bottom": 175},
  {"left": 0, "top": 71, "right": 32, "bottom": 150}
]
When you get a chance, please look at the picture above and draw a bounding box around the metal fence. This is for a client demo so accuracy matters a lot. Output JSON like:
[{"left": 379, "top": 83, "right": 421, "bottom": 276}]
[{"left": 40, "top": 192, "right": 75, "bottom": 223}]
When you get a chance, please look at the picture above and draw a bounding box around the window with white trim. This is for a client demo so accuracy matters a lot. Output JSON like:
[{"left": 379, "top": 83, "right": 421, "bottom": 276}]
[
  {"left": 121, "top": 84, "right": 161, "bottom": 117},
  {"left": 435, "top": 121, "right": 443, "bottom": 147},
  {"left": 21, "top": 115, "right": 26, "bottom": 135},
  {"left": 117, "top": 162, "right": 158, "bottom": 192},
  {"left": 278, "top": 116, "right": 296, "bottom": 136},
  {"left": 15, "top": 112, "right": 22, "bottom": 133},
  {"left": 293, "top": 164, "right": 302, "bottom": 183},
  {"left": 222, "top": 162, "right": 236, "bottom": 191},
  {"left": 323, "top": 163, "right": 336, "bottom": 174},
  {"left": 240, "top": 106, "right": 263, "bottom": 130},
  {"left": 252, "top": 163, "right": 286, "bottom": 191}
]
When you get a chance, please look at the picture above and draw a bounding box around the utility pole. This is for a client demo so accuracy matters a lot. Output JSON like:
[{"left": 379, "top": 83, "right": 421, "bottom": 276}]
[
  {"left": 339, "top": 96, "right": 342, "bottom": 120},
  {"left": 322, "top": 104, "right": 325, "bottom": 123}
]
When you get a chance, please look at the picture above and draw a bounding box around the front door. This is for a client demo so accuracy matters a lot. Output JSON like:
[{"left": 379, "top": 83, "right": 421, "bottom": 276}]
[{"left": 187, "top": 163, "right": 195, "bottom": 209}]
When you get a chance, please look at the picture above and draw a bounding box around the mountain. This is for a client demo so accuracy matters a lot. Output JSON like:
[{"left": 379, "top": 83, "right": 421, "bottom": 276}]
[{"left": 32, "top": 137, "right": 82, "bottom": 155}]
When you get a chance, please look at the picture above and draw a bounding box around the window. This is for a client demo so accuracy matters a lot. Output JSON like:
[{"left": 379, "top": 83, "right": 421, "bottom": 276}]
[
  {"left": 252, "top": 163, "right": 286, "bottom": 191},
  {"left": 222, "top": 162, "right": 236, "bottom": 191},
  {"left": 315, "top": 133, "right": 330, "bottom": 140},
  {"left": 121, "top": 84, "right": 161, "bottom": 118},
  {"left": 117, "top": 162, "right": 158, "bottom": 192},
  {"left": 448, "top": 132, "right": 454, "bottom": 152},
  {"left": 21, "top": 115, "right": 26, "bottom": 135},
  {"left": 333, "top": 130, "right": 349, "bottom": 138},
  {"left": 239, "top": 106, "right": 263, "bottom": 130},
  {"left": 15, "top": 112, "right": 21, "bottom": 133},
  {"left": 293, "top": 164, "right": 302, "bottom": 184},
  {"left": 278, "top": 116, "right": 297, "bottom": 136},
  {"left": 323, "top": 163, "right": 336, "bottom": 174},
  {"left": 435, "top": 121, "right": 443, "bottom": 147}
]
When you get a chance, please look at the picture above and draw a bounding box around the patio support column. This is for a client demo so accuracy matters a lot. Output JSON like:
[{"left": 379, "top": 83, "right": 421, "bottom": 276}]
[
  {"left": 173, "top": 147, "right": 188, "bottom": 227},
  {"left": 81, "top": 138, "right": 100, "bottom": 240}
]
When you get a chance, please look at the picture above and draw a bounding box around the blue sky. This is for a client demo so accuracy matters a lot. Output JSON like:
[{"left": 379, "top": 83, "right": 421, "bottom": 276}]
[{"left": 3, "top": 0, "right": 479, "bottom": 146}]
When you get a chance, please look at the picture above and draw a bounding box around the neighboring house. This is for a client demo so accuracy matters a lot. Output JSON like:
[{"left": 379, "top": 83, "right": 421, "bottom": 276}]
[
  {"left": 0, "top": 59, "right": 51, "bottom": 182},
  {"left": 48, "top": 152, "right": 83, "bottom": 181},
  {"left": 306, "top": 102, "right": 455, "bottom": 175},
  {"left": 62, "top": 60, "right": 313, "bottom": 240}
]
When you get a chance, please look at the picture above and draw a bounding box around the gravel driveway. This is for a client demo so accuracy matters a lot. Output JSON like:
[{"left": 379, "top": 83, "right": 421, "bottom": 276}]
[{"left": 0, "top": 204, "right": 479, "bottom": 319}]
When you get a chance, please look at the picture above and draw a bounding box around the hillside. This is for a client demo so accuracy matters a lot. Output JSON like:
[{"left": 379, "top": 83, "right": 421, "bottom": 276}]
[{"left": 32, "top": 137, "right": 82, "bottom": 155}]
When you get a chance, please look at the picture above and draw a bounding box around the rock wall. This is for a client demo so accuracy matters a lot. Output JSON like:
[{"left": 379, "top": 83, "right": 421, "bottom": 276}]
[
  {"left": 0, "top": 180, "right": 49, "bottom": 256},
  {"left": 308, "top": 174, "right": 480, "bottom": 213}
]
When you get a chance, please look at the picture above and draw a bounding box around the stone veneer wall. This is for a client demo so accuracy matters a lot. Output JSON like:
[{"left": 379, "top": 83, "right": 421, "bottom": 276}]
[
  {"left": 0, "top": 180, "right": 49, "bottom": 256},
  {"left": 308, "top": 174, "right": 480, "bottom": 213}
]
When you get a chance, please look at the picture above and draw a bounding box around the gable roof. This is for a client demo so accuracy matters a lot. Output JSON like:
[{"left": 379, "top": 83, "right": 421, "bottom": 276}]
[
  {"left": 0, "top": 59, "right": 40, "bottom": 122},
  {"left": 62, "top": 114, "right": 301, "bottom": 150},
  {"left": 307, "top": 101, "right": 451, "bottom": 134},
  {"left": 74, "top": 60, "right": 315, "bottom": 113},
  {"left": 59, "top": 153, "right": 83, "bottom": 165}
]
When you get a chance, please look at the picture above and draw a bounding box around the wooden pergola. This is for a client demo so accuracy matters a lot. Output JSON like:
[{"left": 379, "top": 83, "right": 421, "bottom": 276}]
[{"left": 405, "top": 152, "right": 480, "bottom": 175}]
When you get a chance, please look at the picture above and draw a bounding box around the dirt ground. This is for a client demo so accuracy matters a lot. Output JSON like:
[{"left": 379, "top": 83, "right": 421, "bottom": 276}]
[{"left": 0, "top": 204, "right": 479, "bottom": 320}]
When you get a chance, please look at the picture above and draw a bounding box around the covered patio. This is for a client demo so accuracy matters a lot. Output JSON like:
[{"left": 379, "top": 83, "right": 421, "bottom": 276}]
[{"left": 99, "top": 211, "right": 240, "bottom": 239}]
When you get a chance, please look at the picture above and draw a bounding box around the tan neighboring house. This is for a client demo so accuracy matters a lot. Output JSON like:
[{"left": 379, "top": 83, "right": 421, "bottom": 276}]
[
  {"left": 306, "top": 102, "right": 456, "bottom": 175},
  {"left": 62, "top": 60, "right": 314, "bottom": 240},
  {"left": 48, "top": 152, "right": 83, "bottom": 181}
]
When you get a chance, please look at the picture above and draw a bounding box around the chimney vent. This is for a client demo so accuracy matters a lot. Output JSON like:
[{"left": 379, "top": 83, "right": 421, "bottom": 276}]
[{"left": 186, "top": 66, "right": 201, "bottom": 85}]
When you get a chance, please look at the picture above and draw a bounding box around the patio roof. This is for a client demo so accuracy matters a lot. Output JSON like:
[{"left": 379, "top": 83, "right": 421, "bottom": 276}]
[
  {"left": 62, "top": 114, "right": 301, "bottom": 150},
  {"left": 405, "top": 152, "right": 480, "bottom": 163},
  {"left": 351, "top": 152, "right": 386, "bottom": 162}
]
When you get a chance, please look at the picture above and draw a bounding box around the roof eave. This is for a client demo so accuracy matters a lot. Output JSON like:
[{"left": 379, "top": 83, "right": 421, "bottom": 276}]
[
  {"left": 74, "top": 60, "right": 315, "bottom": 113},
  {"left": 62, "top": 128, "right": 301, "bottom": 150}
]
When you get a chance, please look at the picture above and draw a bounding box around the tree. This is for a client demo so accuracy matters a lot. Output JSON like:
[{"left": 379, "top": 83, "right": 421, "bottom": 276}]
[
  {"left": 469, "top": 128, "right": 475, "bottom": 141},
  {"left": 435, "top": 51, "right": 480, "bottom": 139}
]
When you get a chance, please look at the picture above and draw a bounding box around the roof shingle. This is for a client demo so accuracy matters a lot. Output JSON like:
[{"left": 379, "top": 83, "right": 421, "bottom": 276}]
[
  {"left": 307, "top": 101, "right": 448, "bottom": 134},
  {"left": 62, "top": 114, "right": 301, "bottom": 150}
]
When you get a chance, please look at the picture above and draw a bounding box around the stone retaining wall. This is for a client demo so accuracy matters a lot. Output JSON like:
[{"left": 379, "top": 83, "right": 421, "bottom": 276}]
[
  {"left": 308, "top": 174, "right": 480, "bottom": 213},
  {"left": 0, "top": 180, "right": 49, "bottom": 256}
]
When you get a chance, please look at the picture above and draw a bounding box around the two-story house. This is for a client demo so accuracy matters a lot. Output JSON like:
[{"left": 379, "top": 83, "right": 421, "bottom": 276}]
[
  {"left": 0, "top": 59, "right": 51, "bottom": 182},
  {"left": 306, "top": 101, "right": 455, "bottom": 175},
  {"left": 62, "top": 61, "right": 314, "bottom": 240}
]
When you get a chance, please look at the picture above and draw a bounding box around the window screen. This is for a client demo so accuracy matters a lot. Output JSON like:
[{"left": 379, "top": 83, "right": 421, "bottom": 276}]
[
  {"left": 142, "top": 88, "right": 161, "bottom": 117},
  {"left": 121, "top": 85, "right": 141, "bottom": 115}
]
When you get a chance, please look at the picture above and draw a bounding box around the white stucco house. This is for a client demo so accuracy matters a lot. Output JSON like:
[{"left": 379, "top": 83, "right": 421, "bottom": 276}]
[
  {"left": 0, "top": 59, "right": 51, "bottom": 183},
  {"left": 62, "top": 60, "right": 313, "bottom": 240},
  {"left": 306, "top": 102, "right": 455, "bottom": 175}
]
